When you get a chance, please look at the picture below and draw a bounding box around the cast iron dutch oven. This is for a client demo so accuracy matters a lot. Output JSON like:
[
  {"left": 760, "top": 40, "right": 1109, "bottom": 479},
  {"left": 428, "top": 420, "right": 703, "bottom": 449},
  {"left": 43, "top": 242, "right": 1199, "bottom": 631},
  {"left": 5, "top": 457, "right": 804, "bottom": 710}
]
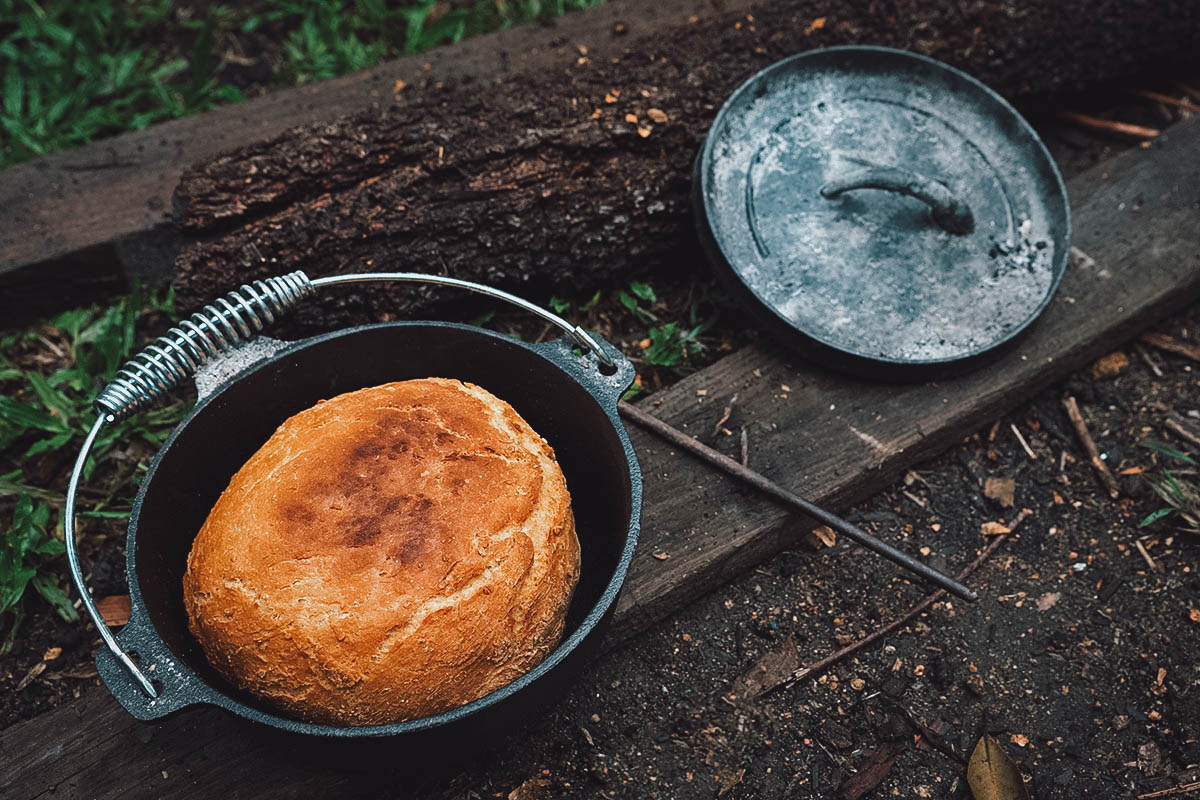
[
  {"left": 694, "top": 46, "right": 1071, "bottom": 379},
  {"left": 64, "top": 272, "right": 641, "bottom": 753}
]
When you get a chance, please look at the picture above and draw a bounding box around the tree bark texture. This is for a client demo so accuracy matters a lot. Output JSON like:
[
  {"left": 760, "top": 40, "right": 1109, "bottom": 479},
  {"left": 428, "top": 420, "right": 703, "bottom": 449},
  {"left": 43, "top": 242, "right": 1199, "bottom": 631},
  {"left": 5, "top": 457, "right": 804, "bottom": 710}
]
[{"left": 173, "top": 0, "right": 1199, "bottom": 327}]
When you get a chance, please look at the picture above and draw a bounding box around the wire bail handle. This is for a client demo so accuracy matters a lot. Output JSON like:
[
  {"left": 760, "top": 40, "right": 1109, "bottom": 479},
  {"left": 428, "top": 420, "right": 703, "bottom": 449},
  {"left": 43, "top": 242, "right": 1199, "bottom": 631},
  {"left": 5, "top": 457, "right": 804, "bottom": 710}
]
[{"left": 69, "top": 270, "right": 615, "bottom": 698}]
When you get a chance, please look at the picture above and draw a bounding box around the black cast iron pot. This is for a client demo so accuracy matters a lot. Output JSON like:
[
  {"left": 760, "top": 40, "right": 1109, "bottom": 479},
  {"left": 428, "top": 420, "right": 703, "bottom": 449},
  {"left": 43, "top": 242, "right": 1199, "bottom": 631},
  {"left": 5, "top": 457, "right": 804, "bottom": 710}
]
[{"left": 65, "top": 273, "right": 641, "bottom": 755}]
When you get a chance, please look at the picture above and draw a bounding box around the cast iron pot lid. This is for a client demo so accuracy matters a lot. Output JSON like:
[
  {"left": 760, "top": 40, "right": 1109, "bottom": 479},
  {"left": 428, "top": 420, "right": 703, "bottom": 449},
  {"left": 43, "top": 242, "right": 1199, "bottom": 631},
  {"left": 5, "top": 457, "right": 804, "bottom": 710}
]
[{"left": 695, "top": 46, "right": 1071, "bottom": 374}]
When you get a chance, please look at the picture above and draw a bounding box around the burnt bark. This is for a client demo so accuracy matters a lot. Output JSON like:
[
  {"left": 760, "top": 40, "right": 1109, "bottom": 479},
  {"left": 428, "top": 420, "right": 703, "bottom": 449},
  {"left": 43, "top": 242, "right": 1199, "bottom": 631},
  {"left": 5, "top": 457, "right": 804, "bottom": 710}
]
[{"left": 173, "top": 0, "right": 1200, "bottom": 326}]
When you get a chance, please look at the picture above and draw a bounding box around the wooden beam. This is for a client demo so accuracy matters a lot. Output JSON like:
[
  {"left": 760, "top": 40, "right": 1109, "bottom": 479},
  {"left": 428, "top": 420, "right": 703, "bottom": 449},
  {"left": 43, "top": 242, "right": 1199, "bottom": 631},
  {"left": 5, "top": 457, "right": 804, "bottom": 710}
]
[
  {"left": 0, "top": 0, "right": 750, "bottom": 319},
  {"left": 1, "top": 115, "right": 1197, "bottom": 800}
]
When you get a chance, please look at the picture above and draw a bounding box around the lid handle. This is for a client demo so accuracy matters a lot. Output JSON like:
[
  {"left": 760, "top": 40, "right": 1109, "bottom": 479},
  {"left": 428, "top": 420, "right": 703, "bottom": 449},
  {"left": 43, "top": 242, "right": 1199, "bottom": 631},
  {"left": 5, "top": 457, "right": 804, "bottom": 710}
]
[{"left": 820, "top": 165, "right": 974, "bottom": 235}]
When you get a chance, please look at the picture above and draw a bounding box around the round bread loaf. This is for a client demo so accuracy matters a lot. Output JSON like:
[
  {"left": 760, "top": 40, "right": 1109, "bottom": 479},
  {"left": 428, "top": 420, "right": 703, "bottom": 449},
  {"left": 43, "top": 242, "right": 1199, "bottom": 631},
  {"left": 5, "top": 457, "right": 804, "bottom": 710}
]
[{"left": 182, "top": 378, "right": 579, "bottom": 726}]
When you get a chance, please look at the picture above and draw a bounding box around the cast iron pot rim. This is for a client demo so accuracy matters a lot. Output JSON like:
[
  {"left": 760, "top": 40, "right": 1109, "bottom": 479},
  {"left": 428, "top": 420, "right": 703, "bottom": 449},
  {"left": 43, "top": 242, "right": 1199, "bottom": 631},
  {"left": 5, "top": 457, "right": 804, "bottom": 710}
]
[
  {"left": 119, "top": 320, "right": 642, "bottom": 738},
  {"left": 696, "top": 44, "right": 1072, "bottom": 369}
]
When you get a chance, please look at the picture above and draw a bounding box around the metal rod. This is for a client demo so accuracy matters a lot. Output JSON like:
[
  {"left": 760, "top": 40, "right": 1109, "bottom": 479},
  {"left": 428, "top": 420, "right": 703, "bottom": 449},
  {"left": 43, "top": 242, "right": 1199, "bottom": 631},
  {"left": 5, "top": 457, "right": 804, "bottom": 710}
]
[
  {"left": 617, "top": 401, "right": 979, "bottom": 602},
  {"left": 65, "top": 415, "right": 159, "bottom": 697}
]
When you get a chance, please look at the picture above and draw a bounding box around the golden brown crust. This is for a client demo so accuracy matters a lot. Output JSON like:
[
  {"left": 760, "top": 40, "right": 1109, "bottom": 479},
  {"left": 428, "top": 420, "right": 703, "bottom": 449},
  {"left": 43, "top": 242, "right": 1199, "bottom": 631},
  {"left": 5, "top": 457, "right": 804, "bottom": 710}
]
[{"left": 182, "top": 379, "right": 579, "bottom": 725}]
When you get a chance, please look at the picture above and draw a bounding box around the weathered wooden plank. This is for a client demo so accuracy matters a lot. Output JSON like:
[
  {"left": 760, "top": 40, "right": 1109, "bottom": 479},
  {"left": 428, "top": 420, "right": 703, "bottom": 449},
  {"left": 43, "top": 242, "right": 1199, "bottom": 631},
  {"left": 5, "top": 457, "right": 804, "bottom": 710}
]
[
  {"left": 168, "top": 0, "right": 1200, "bottom": 328},
  {"left": 1, "top": 118, "right": 1197, "bottom": 799},
  {"left": 0, "top": 0, "right": 749, "bottom": 321},
  {"left": 614, "top": 118, "right": 1200, "bottom": 633}
]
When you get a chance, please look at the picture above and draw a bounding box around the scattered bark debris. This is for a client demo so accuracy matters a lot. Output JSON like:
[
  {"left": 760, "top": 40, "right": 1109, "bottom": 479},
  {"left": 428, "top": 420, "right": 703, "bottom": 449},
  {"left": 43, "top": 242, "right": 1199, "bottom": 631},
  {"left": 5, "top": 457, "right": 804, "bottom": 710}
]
[
  {"left": 983, "top": 477, "right": 1016, "bottom": 507},
  {"left": 1062, "top": 395, "right": 1121, "bottom": 499}
]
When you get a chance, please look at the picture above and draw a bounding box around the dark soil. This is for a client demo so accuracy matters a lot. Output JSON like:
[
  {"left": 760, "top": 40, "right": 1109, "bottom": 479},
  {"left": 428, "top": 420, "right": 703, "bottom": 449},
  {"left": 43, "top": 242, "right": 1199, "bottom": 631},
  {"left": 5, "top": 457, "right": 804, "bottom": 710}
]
[{"left": 4, "top": 96, "right": 1200, "bottom": 800}]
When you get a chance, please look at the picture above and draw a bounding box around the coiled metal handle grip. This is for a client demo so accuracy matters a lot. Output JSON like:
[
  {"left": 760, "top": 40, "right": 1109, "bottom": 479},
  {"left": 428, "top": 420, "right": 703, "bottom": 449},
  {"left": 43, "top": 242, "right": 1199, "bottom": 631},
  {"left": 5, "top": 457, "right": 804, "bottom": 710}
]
[
  {"left": 69, "top": 270, "right": 616, "bottom": 699},
  {"left": 95, "top": 272, "right": 314, "bottom": 422}
]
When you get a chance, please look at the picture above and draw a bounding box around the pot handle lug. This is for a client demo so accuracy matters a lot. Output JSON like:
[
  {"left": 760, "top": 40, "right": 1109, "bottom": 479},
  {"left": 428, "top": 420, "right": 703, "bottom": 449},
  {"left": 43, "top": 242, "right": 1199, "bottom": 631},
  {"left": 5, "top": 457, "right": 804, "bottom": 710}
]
[
  {"left": 530, "top": 335, "right": 637, "bottom": 405},
  {"left": 95, "top": 608, "right": 204, "bottom": 720},
  {"left": 820, "top": 165, "right": 974, "bottom": 235}
]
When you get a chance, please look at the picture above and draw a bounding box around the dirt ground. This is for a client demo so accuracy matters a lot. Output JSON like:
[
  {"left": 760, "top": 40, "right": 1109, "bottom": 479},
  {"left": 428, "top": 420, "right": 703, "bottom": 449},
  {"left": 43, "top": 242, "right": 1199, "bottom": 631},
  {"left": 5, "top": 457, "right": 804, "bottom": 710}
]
[{"left": 3, "top": 94, "right": 1200, "bottom": 798}]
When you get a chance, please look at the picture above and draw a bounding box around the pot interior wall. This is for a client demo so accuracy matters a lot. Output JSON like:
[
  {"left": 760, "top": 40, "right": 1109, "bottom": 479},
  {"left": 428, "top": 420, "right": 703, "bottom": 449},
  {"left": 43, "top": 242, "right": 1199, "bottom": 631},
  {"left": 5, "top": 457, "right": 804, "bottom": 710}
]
[{"left": 129, "top": 323, "right": 633, "bottom": 713}]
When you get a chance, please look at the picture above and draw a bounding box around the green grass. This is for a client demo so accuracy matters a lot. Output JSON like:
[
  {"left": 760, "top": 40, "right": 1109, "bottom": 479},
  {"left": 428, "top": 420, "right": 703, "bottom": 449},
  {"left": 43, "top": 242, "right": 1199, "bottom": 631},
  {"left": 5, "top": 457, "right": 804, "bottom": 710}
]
[
  {"left": 549, "top": 280, "right": 719, "bottom": 401},
  {"left": 0, "top": 285, "right": 191, "bottom": 649},
  {"left": 1139, "top": 439, "right": 1199, "bottom": 534},
  {"left": 0, "top": 0, "right": 604, "bottom": 169},
  {"left": 1, "top": 493, "right": 78, "bottom": 652}
]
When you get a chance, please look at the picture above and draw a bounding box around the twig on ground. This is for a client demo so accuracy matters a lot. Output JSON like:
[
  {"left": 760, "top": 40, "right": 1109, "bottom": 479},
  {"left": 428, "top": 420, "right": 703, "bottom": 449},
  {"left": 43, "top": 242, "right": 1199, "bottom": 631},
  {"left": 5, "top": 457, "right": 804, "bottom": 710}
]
[
  {"left": 739, "top": 426, "right": 749, "bottom": 467},
  {"left": 1134, "top": 88, "right": 1200, "bottom": 113},
  {"left": 618, "top": 400, "right": 978, "bottom": 600},
  {"left": 1135, "top": 539, "right": 1164, "bottom": 573},
  {"left": 1166, "top": 415, "right": 1200, "bottom": 448},
  {"left": 1062, "top": 396, "right": 1121, "bottom": 499},
  {"left": 879, "top": 695, "right": 967, "bottom": 764},
  {"left": 1057, "top": 111, "right": 1160, "bottom": 139},
  {"left": 1140, "top": 332, "right": 1200, "bottom": 363},
  {"left": 988, "top": 418, "right": 1003, "bottom": 442},
  {"left": 1011, "top": 423, "right": 1037, "bottom": 460},
  {"left": 713, "top": 393, "right": 738, "bottom": 433},
  {"left": 766, "top": 509, "right": 1033, "bottom": 695},
  {"left": 1138, "top": 779, "right": 1200, "bottom": 799},
  {"left": 1135, "top": 342, "right": 1165, "bottom": 377}
]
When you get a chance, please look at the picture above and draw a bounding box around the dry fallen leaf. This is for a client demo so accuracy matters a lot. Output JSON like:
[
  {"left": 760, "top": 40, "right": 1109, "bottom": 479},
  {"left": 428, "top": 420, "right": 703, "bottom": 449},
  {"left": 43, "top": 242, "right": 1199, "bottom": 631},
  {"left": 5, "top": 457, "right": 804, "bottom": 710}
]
[
  {"left": 1009, "top": 733, "right": 1029, "bottom": 747},
  {"left": 732, "top": 635, "right": 799, "bottom": 698},
  {"left": 1090, "top": 351, "right": 1129, "bottom": 379},
  {"left": 984, "top": 477, "right": 1016, "bottom": 507},
  {"left": 42, "top": 646, "right": 62, "bottom": 661},
  {"left": 15, "top": 662, "right": 46, "bottom": 692},
  {"left": 981, "top": 521, "right": 1011, "bottom": 536},
  {"left": 1189, "top": 608, "right": 1200, "bottom": 623},
  {"left": 1138, "top": 742, "right": 1165, "bottom": 776},
  {"left": 636, "top": 127, "right": 652, "bottom": 138},
  {"left": 967, "top": 734, "right": 1032, "bottom": 800},
  {"left": 1036, "top": 592, "right": 1060, "bottom": 612},
  {"left": 646, "top": 107, "right": 668, "bottom": 123},
  {"left": 718, "top": 768, "right": 745, "bottom": 796},
  {"left": 624, "top": 112, "right": 638, "bottom": 124},
  {"left": 812, "top": 525, "right": 837, "bottom": 548},
  {"left": 652, "top": 551, "right": 671, "bottom": 560}
]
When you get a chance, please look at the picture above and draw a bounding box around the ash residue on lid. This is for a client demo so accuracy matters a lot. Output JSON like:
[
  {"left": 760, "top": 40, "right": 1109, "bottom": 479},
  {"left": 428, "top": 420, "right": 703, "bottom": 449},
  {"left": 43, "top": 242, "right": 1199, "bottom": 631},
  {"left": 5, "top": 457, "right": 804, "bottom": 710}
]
[{"left": 699, "top": 47, "right": 1068, "bottom": 366}]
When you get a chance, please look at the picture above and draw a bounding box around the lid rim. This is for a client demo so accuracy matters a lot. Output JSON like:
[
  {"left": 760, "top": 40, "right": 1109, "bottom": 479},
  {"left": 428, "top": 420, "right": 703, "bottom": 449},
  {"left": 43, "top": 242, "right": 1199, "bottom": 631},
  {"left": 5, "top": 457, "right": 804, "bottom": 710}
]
[{"left": 697, "top": 45, "right": 1071, "bottom": 369}]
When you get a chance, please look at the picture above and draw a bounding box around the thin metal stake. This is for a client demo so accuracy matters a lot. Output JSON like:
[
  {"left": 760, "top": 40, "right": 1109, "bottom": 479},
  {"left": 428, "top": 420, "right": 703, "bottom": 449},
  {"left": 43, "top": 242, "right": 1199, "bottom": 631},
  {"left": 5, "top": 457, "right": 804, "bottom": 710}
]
[{"left": 618, "top": 401, "right": 979, "bottom": 602}]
